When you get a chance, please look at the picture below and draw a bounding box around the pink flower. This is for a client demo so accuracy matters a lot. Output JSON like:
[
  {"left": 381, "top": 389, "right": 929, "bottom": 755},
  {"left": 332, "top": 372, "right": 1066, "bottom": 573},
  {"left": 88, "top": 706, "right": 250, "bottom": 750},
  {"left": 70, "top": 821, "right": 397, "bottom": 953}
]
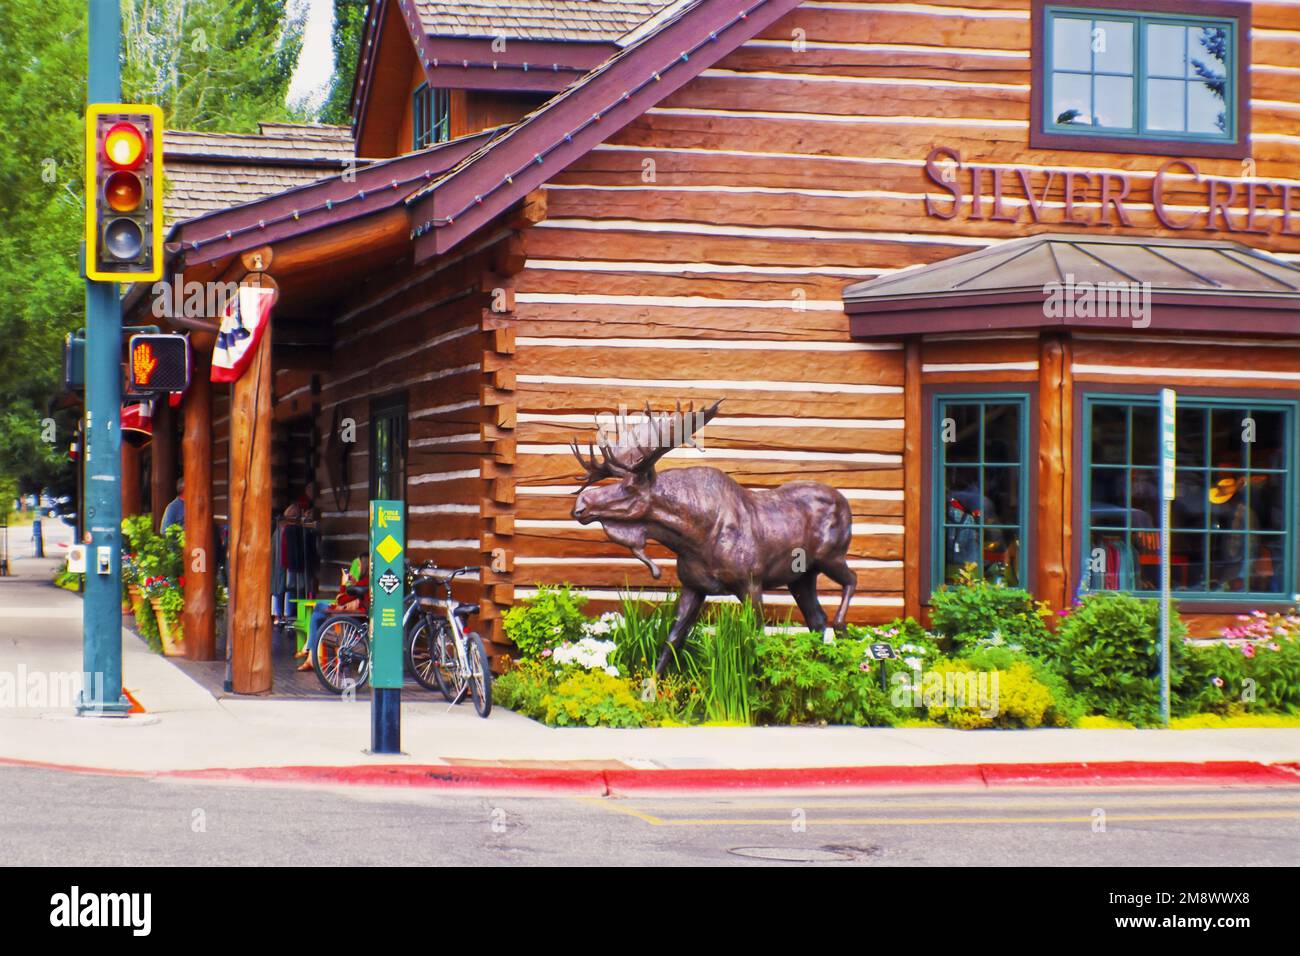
[
  {"left": 1242, "top": 643, "right": 1256, "bottom": 659},
  {"left": 1269, "top": 643, "right": 1281, "bottom": 652},
  {"left": 540, "top": 648, "right": 552, "bottom": 658},
  {"left": 1212, "top": 677, "right": 1225, "bottom": 688},
  {"left": 859, "top": 661, "right": 871, "bottom": 673}
]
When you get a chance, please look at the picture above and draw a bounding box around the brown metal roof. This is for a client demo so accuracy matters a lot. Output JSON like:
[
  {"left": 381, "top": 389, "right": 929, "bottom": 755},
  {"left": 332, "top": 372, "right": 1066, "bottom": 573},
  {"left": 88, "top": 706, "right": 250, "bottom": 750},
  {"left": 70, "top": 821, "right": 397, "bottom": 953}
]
[
  {"left": 845, "top": 234, "right": 1300, "bottom": 304},
  {"left": 843, "top": 234, "right": 1300, "bottom": 338},
  {"left": 164, "top": 124, "right": 357, "bottom": 225},
  {"left": 413, "top": 0, "right": 672, "bottom": 42}
]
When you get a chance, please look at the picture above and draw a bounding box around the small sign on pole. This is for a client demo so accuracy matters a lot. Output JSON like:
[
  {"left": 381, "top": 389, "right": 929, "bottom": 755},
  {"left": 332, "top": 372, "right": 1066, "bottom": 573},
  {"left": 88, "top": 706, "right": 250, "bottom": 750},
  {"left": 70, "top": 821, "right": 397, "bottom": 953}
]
[
  {"left": 1159, "top": 389, "right": 1175, "bottom": 727},
  {"left": 369, "top": 499, "right": 405, "bottom": 753}
]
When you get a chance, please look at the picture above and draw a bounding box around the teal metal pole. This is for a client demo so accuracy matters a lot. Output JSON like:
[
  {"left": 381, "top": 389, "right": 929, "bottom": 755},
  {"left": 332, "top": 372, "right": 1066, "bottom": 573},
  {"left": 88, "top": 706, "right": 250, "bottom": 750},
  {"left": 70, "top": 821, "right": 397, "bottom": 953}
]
[{"left": 77, "top": 0, "right": 129, "bottom": 716}]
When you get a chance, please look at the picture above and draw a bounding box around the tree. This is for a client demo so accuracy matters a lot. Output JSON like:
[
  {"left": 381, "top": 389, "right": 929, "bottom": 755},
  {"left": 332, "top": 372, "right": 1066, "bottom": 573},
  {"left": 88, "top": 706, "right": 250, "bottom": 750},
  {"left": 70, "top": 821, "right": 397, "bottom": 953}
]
[
  {"left": 318, "top": 0, "right": 369, "bottom": 126},
  {"left": 122, "top": 0, "right": 309, "bottom": 132}
]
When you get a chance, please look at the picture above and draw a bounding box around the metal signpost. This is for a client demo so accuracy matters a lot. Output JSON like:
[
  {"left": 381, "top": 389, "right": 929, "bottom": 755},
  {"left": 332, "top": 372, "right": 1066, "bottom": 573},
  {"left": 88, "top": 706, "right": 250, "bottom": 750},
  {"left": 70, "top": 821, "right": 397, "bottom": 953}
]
[
  {"left": 369, "top": 499, "right": 406, "bottom": 753},
  {"left": 1159, "top": 388, "right": 1176, "bottom": 728},
  {"left": 77, "top": 0, "right": 129, "bottom": 716}
]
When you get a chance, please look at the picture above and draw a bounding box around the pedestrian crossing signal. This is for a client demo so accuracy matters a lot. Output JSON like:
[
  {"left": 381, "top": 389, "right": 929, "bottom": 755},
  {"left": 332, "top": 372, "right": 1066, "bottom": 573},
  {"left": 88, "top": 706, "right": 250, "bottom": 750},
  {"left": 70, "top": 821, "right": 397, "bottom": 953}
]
[
  {"left": 127, "top": 334, "right": 190, "bottom": 393},
  {"left": 86, "top": 104, "right": 163, "bottom": 282}
]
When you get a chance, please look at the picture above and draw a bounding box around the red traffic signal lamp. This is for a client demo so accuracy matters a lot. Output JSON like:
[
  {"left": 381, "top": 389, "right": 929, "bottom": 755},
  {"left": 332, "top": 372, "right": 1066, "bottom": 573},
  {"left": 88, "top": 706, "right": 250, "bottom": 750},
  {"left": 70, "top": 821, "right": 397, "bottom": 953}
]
[
  {"left": 127, "top": 334, "right": 190, "bottom": 394},
  {"left": 86, "top": 104, "right": 163, "bottom": 282}
]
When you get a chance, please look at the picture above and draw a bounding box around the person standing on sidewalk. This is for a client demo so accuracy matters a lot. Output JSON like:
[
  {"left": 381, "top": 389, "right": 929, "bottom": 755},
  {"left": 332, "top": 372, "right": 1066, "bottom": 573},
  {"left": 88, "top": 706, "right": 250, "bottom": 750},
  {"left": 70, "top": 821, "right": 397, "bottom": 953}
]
[{"left": 161, "top": 477, "right": 184, "bottom": 532}]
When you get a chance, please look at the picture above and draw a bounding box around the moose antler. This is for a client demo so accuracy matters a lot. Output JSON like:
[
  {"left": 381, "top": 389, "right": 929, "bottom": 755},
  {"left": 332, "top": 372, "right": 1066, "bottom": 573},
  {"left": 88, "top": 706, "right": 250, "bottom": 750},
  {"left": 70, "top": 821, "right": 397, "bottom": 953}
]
[
  {"left": 570, "top": 436, "right": 630, "bottom": 487},
  {"left": 624, "top": 398, "right": 723, "bottom": 472}
]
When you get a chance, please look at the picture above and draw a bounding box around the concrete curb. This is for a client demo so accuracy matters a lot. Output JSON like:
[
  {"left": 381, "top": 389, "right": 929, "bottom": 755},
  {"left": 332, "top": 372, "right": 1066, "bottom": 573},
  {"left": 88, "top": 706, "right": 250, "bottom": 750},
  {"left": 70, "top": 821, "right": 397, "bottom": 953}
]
[{"left": 3, "top": 755, "right": 1298, "bottom": 795}]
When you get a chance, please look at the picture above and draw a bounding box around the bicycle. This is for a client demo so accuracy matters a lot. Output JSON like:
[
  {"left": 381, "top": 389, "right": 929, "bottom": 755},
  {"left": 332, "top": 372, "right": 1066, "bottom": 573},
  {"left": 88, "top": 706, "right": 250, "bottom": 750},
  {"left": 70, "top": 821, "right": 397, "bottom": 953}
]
[
  {"left": 404, "top": 563, "right": 492, "bottom": 717},
  {"left": 312, "top": 581, "right": 422, "bottom": 695}
]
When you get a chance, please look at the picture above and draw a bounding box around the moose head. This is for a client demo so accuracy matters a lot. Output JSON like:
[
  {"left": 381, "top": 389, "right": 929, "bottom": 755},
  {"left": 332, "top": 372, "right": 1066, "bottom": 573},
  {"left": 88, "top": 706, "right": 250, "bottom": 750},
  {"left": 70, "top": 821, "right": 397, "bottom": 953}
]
[{"left": 569, "top": 399, "right": 857, "bottom": 676}]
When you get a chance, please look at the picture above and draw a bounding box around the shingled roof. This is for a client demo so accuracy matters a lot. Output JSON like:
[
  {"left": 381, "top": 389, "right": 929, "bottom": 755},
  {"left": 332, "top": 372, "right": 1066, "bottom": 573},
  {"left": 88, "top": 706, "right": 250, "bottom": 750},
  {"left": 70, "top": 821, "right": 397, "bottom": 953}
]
[
  {"left": 163, "top": 123, "right": 357, "bottom": 224},
  {"left": 413, "top": 0, "right": 671, "bottom": 42}
]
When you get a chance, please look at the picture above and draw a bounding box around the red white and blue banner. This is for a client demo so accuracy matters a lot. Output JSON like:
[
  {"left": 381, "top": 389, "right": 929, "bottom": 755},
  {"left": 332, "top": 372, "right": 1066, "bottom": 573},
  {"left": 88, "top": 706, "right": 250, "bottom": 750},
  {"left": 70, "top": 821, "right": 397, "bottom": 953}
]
[{"left": 210, "top": 285, "right": 274, "bottom": 383}]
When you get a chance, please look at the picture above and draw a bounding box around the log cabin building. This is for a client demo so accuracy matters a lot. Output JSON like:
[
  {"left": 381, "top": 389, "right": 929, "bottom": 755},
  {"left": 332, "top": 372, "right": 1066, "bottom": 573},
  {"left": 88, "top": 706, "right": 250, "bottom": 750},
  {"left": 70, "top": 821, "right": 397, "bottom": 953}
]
[{"left": 122, "top": 0, "right": 1300, "bottom": 693}]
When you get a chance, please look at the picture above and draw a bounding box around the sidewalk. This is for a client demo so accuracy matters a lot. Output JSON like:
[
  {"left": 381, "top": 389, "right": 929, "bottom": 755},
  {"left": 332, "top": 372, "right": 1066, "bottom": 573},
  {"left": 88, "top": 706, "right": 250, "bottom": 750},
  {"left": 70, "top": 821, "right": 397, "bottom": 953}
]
[{"left": 2, "top": 566, "right": 1298, "bottom": 792}]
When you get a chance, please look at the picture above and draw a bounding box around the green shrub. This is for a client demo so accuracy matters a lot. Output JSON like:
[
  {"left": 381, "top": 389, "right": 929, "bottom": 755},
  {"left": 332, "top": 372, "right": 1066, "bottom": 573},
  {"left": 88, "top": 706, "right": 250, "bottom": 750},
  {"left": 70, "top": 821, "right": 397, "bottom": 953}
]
[
  {"left": 1050, "top": 592, "right": 1187, "bottom": 726},
  {"left": 541, "top": 670, "right": 657, "bottom": 728},
  {"left": 922, "top": 659, "right": 1053, "bottom": 729},
  {"left": 502, "top": 584, "right": 588, "bottom": 660},
  {"left": 929, "top": 565, "right": 1052, "bottom": 655},
  {"left": 754, "top": 630, "right": 897, "bottom": 726},
  {"left": 961, "top": 644, "right": 1088, "bottom": 727},
  {"left": 493, "top": 659, "right": 555, "bottom": 719},
  {"left": 1181, "top": 642, "right": 1249, "bottom": 715}
]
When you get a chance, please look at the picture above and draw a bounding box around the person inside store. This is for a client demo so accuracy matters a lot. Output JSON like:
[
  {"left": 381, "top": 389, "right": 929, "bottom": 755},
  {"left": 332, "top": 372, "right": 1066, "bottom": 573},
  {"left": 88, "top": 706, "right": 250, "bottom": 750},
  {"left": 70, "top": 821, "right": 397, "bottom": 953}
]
[
  {"left": 296, "top": 555, "right": 369, "bottom": 672},
  {"left": 161, "top": 477, "right": 184, "bottom": 532}
]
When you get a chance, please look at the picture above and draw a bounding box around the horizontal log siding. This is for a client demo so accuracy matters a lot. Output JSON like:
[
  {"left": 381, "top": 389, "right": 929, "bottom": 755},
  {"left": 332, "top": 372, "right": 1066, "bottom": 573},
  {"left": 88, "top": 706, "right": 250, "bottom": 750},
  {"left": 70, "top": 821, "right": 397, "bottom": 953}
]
[
  {"left": 311, "top": 236, "right": 516, "bottom": 651},
  {"left": 511, "top": 0, "right": 1300, "bottom": 625}
]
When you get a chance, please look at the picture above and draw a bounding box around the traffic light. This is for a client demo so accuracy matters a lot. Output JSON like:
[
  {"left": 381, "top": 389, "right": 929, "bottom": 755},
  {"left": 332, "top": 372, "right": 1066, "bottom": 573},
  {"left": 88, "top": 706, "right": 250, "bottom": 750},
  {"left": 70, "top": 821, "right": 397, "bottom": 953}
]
[
  {"left": 85, "top": 103, "right": 163, "bottom": 282},
  {"left": 127, "top": 333, "right": 190, "bottom": 393}
]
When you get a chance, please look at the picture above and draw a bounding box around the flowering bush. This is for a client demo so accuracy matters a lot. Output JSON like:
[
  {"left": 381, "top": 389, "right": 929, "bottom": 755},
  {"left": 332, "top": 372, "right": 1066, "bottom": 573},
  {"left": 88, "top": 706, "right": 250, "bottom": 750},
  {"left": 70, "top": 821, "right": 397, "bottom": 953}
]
[
  {"left": 550, "top": 637, "right": 619, "bottom": 676},
  {"left": 502, "top": 584, "right": 589, "bottom": 660},
  {"left": 541, "top": 670, "right": 659, "bottom": 728},
  {"left": 1183, "top": 612, "right": 1300, "bottom": 715},
  {"left": 929, "top": 565, "right": 1052, "bottom": 655}
]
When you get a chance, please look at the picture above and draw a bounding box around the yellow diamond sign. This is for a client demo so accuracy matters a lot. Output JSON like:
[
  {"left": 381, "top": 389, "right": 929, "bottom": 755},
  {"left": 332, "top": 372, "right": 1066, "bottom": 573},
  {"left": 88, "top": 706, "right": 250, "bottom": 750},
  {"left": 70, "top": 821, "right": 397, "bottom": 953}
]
[{"left": 376, "top": 534, "right": 402, "bottom": 564}]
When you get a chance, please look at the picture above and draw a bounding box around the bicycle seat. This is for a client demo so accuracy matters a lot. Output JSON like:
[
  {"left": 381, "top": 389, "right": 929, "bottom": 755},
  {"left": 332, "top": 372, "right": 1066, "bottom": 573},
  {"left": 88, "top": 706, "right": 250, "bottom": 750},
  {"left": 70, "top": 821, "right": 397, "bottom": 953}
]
[{"left": 453, "top": 603, "right": 479, "bottom": 618}]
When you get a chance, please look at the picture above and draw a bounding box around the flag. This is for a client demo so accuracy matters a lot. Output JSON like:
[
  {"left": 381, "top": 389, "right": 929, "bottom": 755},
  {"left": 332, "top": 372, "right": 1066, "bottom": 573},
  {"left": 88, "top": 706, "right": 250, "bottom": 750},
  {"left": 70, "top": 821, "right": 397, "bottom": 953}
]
[{"left": 211, "top": 285, "right": 274, "bottom": 383}]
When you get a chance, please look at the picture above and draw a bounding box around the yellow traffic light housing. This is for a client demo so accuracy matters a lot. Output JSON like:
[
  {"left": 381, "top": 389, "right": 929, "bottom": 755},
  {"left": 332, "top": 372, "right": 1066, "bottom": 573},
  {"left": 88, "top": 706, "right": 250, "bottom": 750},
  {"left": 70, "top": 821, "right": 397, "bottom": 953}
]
[{"left": 85, "top": 104, "right": 163, "bottom": 282}]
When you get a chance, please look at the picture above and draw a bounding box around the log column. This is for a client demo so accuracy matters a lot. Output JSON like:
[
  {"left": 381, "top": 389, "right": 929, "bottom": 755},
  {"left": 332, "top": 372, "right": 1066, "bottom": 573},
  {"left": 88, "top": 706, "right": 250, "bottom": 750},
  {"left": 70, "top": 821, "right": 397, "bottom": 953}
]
[
  {"left": 228, "top": 283, "right": 274, "bottom": 694},
  {"left": 902, "top": 337, "right": 923, "bottom": 621},
  {"left": 121, "top": 442, "right": 140, "bottom": 517},
  {"left": 149, "top": 399, "right": 176, "bottom": 529},
  {"left": 1037, "top": 333, "right": 1072, "bottom": 613},
  {"left": 183, "top": 332, "right": 216, "bottom": 660}
]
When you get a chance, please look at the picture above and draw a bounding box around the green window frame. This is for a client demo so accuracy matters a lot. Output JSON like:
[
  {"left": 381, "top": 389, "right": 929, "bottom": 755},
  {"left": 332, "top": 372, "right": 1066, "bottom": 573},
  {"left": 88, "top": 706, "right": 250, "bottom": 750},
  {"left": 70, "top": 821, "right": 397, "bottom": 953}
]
[
  {"left": 1081, "top": 394, "right": 1296, "bottom": 601},
  {"left": 369, "top": 393, "right": 407, "bottom": 503},
  {"left": 412, "top": 83, "right": 450, "bottom": 150},
  {"left": 1043, "top": 5, "right": 1237, "bottom": 145},
  {"left": 931, "top": 393, "right": 1031, "bottom": 590}
]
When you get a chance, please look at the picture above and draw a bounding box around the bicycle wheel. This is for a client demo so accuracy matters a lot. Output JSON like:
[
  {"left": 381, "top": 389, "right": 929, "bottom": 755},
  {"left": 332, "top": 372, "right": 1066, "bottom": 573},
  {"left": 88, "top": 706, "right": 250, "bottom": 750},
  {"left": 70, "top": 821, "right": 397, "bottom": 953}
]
[
  {"left": 313, "top": 618, "right": 370, "bottom": 694},
  {"left": 466, "top": 632, "right": 492, "bottom": 718},
  {"left": 405, "top": 617, "right": 448, "bottom": 693},
  {"left": 433, "top": 626, "right": 467, "bottom": 703}
]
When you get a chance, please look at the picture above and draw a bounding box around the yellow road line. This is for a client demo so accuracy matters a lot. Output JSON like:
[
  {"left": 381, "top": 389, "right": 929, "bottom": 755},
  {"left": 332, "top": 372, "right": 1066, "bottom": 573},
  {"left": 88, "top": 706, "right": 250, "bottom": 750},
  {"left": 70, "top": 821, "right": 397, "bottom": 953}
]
[{"left": 574, "top": 799, "right": 1300, "bottom": 827}]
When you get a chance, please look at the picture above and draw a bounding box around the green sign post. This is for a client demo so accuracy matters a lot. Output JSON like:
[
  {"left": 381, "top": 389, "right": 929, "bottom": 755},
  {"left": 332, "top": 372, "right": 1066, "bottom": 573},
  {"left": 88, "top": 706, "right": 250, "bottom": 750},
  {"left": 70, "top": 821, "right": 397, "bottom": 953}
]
[
  {"left": 1159, "top": 388, "right": 1176, "bottom": 728},
  {"left": 369, "top": 499, "right": 405, "bottom": 753}
]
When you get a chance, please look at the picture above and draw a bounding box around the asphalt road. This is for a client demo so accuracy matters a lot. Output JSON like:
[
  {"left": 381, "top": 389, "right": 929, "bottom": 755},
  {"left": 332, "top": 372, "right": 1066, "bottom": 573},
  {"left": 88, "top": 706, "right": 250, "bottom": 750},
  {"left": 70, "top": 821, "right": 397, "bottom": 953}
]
[{"left": 2, "top": 765, "right": 1296, "bottom": 866}]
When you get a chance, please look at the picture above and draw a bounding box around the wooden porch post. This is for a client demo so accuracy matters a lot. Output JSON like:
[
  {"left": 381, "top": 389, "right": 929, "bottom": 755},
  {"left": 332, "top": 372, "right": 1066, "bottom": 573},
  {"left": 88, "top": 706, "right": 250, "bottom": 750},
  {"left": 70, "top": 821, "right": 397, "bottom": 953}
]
[
  {"left": 183, "top": 332, "right": 216, "bottom": 661},
  {"left": 1037, "top": 333, "right": 1071, "bottom": 613},
  {"left": 228, "top": 287, "right": 274, "bottom": 694},
  {"left": 121, "top": 442, "right": 140, "bottom": 517},
  {"left": 150, "top": 399, "right": 176, "bottom": 529},
  {"left": 903, "top": 337, "right": 923, "bottom": 621}
]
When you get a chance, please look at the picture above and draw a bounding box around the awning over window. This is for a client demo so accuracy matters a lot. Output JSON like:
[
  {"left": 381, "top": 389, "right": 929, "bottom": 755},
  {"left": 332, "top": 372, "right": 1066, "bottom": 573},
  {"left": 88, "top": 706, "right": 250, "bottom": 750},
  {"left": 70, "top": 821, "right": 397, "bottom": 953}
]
[{"left": 843, "top": 234, "right": 1300, "bottom": 338}]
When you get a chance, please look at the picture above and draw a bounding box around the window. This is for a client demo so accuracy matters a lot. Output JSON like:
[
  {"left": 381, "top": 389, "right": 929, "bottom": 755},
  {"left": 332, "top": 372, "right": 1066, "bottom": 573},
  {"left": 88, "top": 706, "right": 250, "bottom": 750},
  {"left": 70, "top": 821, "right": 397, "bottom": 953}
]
[
  {"left": 369, "top": 394, "right": 407, "bottom": 503},
  {"left": 1034, "top": 2, "right": 1246, "bottom": 157},
  {"left": 413, "top": 83, "right": 450, "bottom": 150},
  {"left": 932, "top": 395, "right": 1030, "bottom": 589},
  {"left": 1083, "top": 396, "right": 1295, "bottom": 599}
]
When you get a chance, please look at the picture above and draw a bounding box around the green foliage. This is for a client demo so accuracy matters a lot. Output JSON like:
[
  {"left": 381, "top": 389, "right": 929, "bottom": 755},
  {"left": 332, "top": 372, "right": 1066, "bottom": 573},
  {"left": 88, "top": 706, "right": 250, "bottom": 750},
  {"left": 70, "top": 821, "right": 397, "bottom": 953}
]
[
  {"left": 132, "top": 591, "right": 163, "bottom": 653},
  {"left": 1182, "top": 626, "right": 1300, "bottom": 716},
  {"left": 609, "top": 591, "right": 677, "bottom": 677},
  {"left": 929, "top": 565, "right": 1052, "bottom": 654},
  {"left": 687, "top": 602, "right": 760, "bottom": 724},
  {"left": 319, "top": 0, "right": 369, "bottom": 125},
  {"left": 122, "top": 0, "right": 307, "bottom": 132},
  {"left": 503, "top": 585, "right": 589, "bottom": 660},
  {"left": 54, "top": 565, "right": 83, "bottom": 592},
  {"left": 493, "top": 659, "right": 555, "bottom": 718},
  {"left": 754, "top": 629, "right": 897, "bottom": 727},
  {"left": 921, "top": 658, "right": 1054, "bottom": 729},
  {"left": 1050, "top": 592, "right": 1188, "bottom": 726},
  {"left": 541, "top": 670, "right": 658, "bottom": 728},
  {"left": 961, "top": 644, "right": 1087, "bottom": 727}
]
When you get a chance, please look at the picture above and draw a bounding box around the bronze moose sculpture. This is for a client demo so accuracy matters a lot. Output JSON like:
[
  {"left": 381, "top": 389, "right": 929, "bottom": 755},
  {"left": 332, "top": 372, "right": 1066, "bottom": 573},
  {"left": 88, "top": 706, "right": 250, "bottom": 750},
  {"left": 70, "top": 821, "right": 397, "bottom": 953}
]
[{"left": 570, "top": 400, "right": 857, "bottom": 675}]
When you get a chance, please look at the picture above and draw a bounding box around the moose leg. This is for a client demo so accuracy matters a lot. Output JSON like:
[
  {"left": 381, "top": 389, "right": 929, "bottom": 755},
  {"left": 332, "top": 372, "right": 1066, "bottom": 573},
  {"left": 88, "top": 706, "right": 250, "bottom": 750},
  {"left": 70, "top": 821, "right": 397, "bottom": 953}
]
[
  {"left": 788, "top": 571, "right": 828, "bottom": 633},
  {"left": 816, "top": 557, "right": 858, "bottom": 630},
  {"left": 655, "top": 587, "right": 706, "bottom": 677}
]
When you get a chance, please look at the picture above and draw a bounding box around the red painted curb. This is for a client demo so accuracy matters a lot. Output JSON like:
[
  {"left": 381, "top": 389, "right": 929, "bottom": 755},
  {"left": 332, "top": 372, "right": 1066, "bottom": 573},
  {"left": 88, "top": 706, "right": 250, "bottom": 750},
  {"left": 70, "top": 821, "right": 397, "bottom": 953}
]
[{"left": 3, "top": 756, "right": 1295, "bottom": 793}]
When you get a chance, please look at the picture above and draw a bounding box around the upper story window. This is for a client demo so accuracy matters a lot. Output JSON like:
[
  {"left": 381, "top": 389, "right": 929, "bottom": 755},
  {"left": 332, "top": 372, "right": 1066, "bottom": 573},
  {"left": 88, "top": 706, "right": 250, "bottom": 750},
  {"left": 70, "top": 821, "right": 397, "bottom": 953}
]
[
  {"left": 413, "top": 83, "right": 450, "bottom": 150},
  {"left": 1032, "top": 1, "right": 1248, "bottom": 159}
]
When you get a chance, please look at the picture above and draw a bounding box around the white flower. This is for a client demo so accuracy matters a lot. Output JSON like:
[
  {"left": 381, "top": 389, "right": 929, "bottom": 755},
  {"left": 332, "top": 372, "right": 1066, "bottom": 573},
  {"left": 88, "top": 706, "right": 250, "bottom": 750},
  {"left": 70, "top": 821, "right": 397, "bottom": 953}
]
[{"left": 552, "top": 637, "right": 619, "bottom": 675}]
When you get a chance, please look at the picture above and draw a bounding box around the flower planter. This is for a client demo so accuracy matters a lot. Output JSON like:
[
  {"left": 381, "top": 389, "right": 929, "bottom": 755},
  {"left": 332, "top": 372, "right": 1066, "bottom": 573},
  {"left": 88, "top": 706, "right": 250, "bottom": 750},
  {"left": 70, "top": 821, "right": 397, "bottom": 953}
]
[
  {"left": 128, "top": 586, "right": 147, "bottom": 621},
  {"left": 149, "top": 598, "right": 186, "bottom": 657}
]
